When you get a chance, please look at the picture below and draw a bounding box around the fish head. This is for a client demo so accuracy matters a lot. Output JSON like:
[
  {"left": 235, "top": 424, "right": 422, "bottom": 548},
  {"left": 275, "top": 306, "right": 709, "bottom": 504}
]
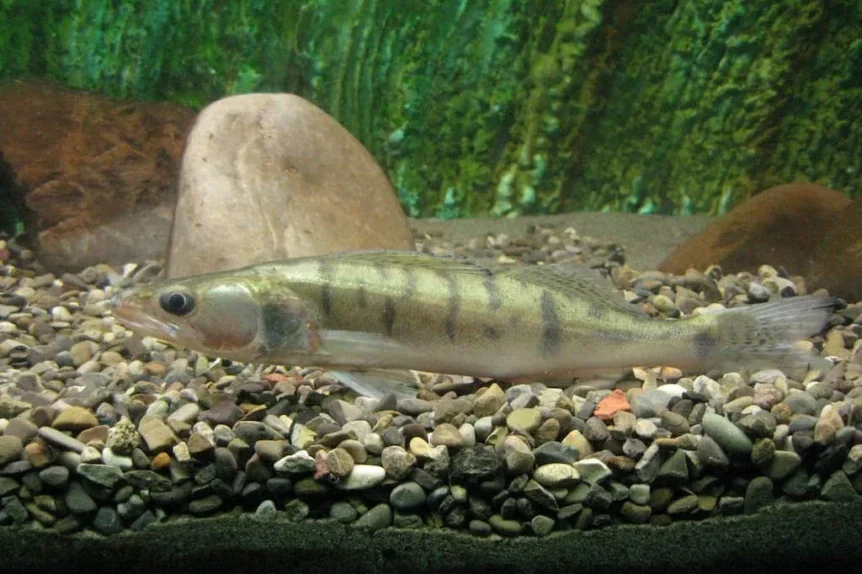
[{"left": 111, "top": 268, "right": 315, "bottom": 364}]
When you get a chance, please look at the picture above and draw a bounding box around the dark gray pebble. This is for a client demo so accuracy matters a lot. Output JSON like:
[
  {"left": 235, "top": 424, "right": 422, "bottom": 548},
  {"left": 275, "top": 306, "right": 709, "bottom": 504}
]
[
  {"left": 189, "top": 494, "right": 223, "bottom": 515},
  {"left": 330, "top": 501, "right": 358, "bottom": 523},
  {"left": 390, "top": 481, "right": 426, "bottom": 511},
  {"left": 93, "top": 506, "right": 124, "bottom": 535},
  {"left": 38, "top": 466, "right": 69, "bottom": 488},
  {"left": 65, "top": 481, "right": 97, "bottom": 514},
  {"left": 744, "top": 476, "right": 774, "bottom": 513},
  {"left": 354, "top": 503, "right": 392, "bottom": 532},
  {"left": 533, "top": 441, "right": 579, "bottom": 465},
  {"left": 450, "top": 445, "right": 502, "bottom": 485}
]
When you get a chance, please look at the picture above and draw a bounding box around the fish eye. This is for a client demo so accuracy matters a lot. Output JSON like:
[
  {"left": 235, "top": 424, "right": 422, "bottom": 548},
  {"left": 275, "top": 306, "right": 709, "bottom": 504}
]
[{"left": 159, "top": 291, "right": 195, "bottom": 316}]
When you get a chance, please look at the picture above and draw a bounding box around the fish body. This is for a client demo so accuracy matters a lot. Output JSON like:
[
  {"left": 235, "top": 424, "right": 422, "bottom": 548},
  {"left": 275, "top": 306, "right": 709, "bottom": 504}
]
[{"left": 112, "top": 250, "right": 836, "bottom": 396}]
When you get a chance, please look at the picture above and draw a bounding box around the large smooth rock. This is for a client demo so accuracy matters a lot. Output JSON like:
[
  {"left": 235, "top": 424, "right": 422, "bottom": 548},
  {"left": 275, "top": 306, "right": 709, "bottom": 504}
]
[
  {"left": 0, "top": 80, "right": 195, "bottom": 270},
  {"left": 660, "top": 183, "right": 852, "bottom": 294},
  {"left": 165, "top": 93, "right": 414, "bottom": 278}
]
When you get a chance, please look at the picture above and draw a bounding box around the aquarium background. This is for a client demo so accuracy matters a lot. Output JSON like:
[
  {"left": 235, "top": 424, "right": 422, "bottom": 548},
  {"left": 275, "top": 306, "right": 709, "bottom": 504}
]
[{"left": 1, "top": 0, "right": 860, "bottom": 220}]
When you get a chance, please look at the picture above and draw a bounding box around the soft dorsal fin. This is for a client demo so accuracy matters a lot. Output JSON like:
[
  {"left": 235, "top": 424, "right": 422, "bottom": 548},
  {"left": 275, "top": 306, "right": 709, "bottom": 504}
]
[
  {"left": 502, "top": 263, "right": 648, "bottom": 317},
  {"left": 322, "top": 249, "right": 493, "bottom": 276}
]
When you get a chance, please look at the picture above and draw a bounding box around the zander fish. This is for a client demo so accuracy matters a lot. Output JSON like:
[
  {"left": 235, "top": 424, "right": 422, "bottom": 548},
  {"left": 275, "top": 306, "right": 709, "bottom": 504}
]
[{"left": 112, "top": 250, "right": 837, "bottom": 399}]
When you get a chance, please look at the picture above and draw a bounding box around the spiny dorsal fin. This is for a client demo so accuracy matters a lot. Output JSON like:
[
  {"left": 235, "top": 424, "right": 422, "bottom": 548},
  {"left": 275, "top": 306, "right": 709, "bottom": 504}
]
[
  {"left": 502, "top": 263, "right": 648, "bottom": 317},
  {"left": 322, "top": 249, "right": 493, "bottom": 276}
]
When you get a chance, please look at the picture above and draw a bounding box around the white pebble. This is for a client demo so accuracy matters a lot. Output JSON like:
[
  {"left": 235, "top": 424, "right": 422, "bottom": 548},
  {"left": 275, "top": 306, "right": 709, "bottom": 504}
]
[
  {"left": 334, "top": 464, "right": 386, "bottom": 491},
  {"left": 102, "top": 447, "right": 134, "bottom": 470}
]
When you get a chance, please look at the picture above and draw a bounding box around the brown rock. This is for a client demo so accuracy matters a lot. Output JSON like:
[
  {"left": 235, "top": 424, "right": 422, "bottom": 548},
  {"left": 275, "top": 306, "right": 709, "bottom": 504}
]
[
  {"left": 51, "top": 406, "right": 99, "bottom": 431},
  {"left": 165, "top": 93, "right": 414, "bottom": 278},
  {"left": 0, "top": 80, "right": 195, "bottom": 271},
  {"left": 660, "top": 183, "right": 850, "bottom": 281},
  {"left": 76, "top": 425, "right": 110, "bottom": 445},
  {"left": 810, "top": 195, "right": 862, "bottom": 301}
]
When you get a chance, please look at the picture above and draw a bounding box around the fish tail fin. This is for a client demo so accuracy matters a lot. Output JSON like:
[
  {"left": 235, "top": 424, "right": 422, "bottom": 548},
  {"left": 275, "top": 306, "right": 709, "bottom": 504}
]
[{"left": 699, "top": 295, "right": 840, "bottom": 374}]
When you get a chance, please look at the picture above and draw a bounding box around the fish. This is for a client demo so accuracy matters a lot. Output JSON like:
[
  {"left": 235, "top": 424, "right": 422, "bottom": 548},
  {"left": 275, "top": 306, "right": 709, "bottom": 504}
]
[{"left": 111, "top": 249, "right": 838, "bottom": 399}]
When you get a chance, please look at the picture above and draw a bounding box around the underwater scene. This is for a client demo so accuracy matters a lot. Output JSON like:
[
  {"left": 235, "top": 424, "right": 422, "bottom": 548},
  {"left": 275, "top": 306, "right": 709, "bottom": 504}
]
[{"left": 1, "top": 1, "right": 862, "bottom": 573}]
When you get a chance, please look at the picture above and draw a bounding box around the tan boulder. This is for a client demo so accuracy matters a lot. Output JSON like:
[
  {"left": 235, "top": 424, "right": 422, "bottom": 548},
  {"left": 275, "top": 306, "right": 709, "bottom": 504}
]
[{"left": 165, "top": 93, "right": 414, "bottom": 278}]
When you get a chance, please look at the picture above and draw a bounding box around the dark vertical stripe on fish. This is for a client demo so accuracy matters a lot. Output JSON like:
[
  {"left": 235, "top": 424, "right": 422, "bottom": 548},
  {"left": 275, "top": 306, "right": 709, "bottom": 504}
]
[
  {"left": 484, "top": 274, "right": 501, "bottom": 311},
  {"left": 318, "top": 260, "right": 335, "bottom": 316},
  {"left": 382, "top": 297, "right": 397, "bottom": 336},
  {"left": 373, "top": 260, "right": 389, "bottom": 281},
  {"left": 404, "top": 267, "right": 418, "bottom": 300},
  {"left": 357, "top": 286, "right": 368, "bottom": 308},
  {"left": 540, "top": 290, "right": 562, "bottom": 356},
  {"left": 693, "top": 330, "right": 718, "bottom": 362},
  {"left": 437, "top": 271, "right": 460, "bottom": 341}
]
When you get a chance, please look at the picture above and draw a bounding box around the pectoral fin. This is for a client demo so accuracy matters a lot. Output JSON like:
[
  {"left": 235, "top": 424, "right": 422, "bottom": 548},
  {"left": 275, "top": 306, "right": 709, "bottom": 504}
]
[{"left": 329, "top": 368, "right": 423, "bottom": 400}]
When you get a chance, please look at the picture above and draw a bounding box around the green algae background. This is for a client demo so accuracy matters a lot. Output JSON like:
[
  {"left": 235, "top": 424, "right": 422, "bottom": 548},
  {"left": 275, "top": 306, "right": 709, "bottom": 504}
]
[{"left": 0, "top": 0, "right": 860, "bottom": 218}]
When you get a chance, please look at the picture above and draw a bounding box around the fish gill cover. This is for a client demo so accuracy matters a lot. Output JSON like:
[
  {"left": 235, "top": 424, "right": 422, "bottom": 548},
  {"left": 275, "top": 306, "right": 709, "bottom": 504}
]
[{"left": 0, "top": 0, "right": 860, "bottom": 219}]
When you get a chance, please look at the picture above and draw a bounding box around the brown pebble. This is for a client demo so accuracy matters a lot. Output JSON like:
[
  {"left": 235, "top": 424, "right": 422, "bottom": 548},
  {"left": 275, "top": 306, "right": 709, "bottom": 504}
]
[
  {"left": 338, "top": 440, "right": 367, "bottom": 464},
  {"left": 144, "top": 361, "right": 167, "bottom": 377},
  {"left": 24, "top": 440, "right": 52, "bottom": 468},
  {"left": 187, "top": 432, "right": 215, "bottom": 458},
  {"left": 534, "top": 418, "right": 561, "bottom": 445},
  {"left": 51, "top": 406, "right": 98, "bottom": 431},
  {"left": 326, "top": 448, "right": 355, "bottom": 478},
  {"left": 151, "top": 452, "right": 172, "bottom": 471},
  {"left": 77, "top": 425, "right": 109, "bottom": 445},
  {"left": 430, "top": 423, "right": 465, "bottom": 448}
]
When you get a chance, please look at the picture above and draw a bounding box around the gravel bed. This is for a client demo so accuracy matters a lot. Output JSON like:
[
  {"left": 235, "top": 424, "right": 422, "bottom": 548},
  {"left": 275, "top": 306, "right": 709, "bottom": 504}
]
[{"left": 0, "top": 223, "right": 860, "bottom": 540}]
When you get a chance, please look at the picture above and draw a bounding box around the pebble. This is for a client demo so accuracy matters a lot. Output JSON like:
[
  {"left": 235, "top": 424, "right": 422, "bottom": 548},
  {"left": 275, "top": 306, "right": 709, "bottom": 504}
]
[
  {"left": 430, "top": 423, "right": 465, "bottom": 448},
  {"left": 533, "top": 462, "right": 580, "bottom": 489},
  {"left": 0, "top": 436, "right": 23, "bottom": 466},
  {"left": 354, "top": 503, "right": 392, "bottom": 532},
  {"left": 390, "top": 481, "right": 426, "bottom": 511},
  {"left": 334, "top": 465, "right": 386, "bottom": 491},
  {"left": 506, "top": 408, "right": 542, "bottom": 434},
  {"left": 701, "top": 413, "right": 753, "bottom": 456},
  {"left": 744, "top": 476, "right": 774, "bottom": 513},
  {"left": 381, "top": 446, "right": 416, "bottom": 480},
  {"left": 52, "top": 406, "right": 98, "bottom": 431}
]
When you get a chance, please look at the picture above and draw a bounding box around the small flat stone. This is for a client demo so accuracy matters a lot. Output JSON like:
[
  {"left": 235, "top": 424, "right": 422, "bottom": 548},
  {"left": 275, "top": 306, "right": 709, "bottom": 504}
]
[
  {"left": 77, "top": 463, "right": 124, "bottom": 489},
  {"left": 52, "top": 406, "right": 98, "bottom": 431},
  {"left": 38, "top": 465, "right": 70, "bottom": 488},
  {"left": 573, "top": 459, "right": 612, "bottom": 485},
  {"left": 506, "top": 408, "right": 542, "bottom": 434},
  {"left": 489, "top": 514, "right": 523, "bottom": 536},
  {"left": 667, "top": 494, "right": 699, "bottom": 515},
  {"left": 430, "top": 423, "right": 465, "bottom": 448},
  {"left": 274, "top": 451, "right": 315, "bottom": 475},
  {"left": 533, "top": 441, "right": 580, "bottom": 465},
  {"left": 533, "top": 463, "right": 579, "bottom": 489},
  {"left": 138, "top": 416, "right": 179, "bottom": 453}
]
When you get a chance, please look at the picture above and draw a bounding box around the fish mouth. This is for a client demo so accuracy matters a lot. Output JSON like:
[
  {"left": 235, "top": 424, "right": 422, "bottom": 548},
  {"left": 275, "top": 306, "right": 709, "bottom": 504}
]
[{"left": 111, "top": 288, "right": 180, "bottom": 341}]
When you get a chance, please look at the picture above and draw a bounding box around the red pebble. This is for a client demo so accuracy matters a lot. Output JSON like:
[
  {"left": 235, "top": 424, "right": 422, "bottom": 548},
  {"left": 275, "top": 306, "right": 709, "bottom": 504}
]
[{"left": 593, "top": 389, "right": 631, "bottom": 420}]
